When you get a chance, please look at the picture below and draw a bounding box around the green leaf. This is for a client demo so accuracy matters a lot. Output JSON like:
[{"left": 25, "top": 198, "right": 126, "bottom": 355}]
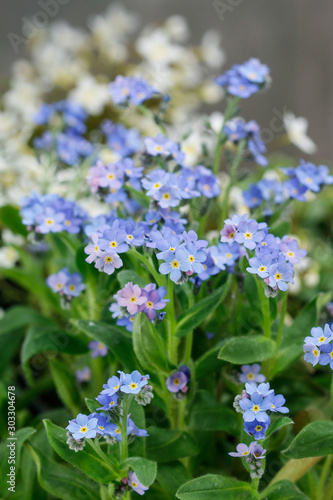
[
  {"left": 85, "top": 398, "right": 100, "bottom": 413},
  {"left": 188, "top": 399, "right": 238, "bottom": 435},
  {"left": 259, "top": 480, "right": 308, "bottom": 499},
  {"left": 122, "top": 457, "right": 157, "bottom": 487},
  {"left": 73, "top": 319, "right": 139, "bottom": 372},
  {"left": 176, "top": 474, "right": 258, "bottom": 499},
  {"left": 157, "top": 462, "right": 192, "bottom": 499},
  {"left": 0, "top": 427, "right": 36, "bottom": 496},
  {"left": 133, "top": 313, "right": 172, "bottom": 374},
  {"left": 146, "top": 427, "right": 199, "bottom": 463},
  {"left": 0, "top": 204, "right": 28, "bottom": 236},
  {"left": 265, "top": 417, "right": 294, "bottom": 439},
  {"left": 28, "top": 444, "right": 100, "bottom": 500},
  {"left": 283, "top": 421, "right": 333, "bottom": 459},
  {"left": 49, "top": 359, "right": 81, "bottom": 413},
  {"left": 272, "top": 296, "right": 318, "bottom": 376},
  {"left": 175, "top": 276, "right": 231, "bottom": 338},
  {"left": 0, "top": 306, "right": 51, "bottom": 335},
  {"left": 21, "top": 325, "right": 88, "bottom": 369},
  {"left": 117, "top": 269, "right": 147, "bottom": 288},
  {"left": 194, "top": 341, "right": 226, "bottom": 379},
  {"left": 44, "top": 420, "right": 117, "bottom": 483},
  {"left": 218, "top": 335, "right": 275, "bottom": 364}
]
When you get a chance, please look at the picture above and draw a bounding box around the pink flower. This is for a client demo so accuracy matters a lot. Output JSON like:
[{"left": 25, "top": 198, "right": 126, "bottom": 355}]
[{"left": 117, "top": 282, "right": 147, "bottom": 315}]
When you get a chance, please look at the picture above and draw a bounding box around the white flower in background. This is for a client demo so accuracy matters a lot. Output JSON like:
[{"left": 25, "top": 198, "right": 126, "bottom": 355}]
[
  {"left": 136, "top": 28, "right": 185, "bottom": 65},
  {"left": 0, "top": 246, "right": 19, "bottom": 269},
  {"left": 2, "top": 230, "right": 25, "bottom": 246},
  {"left": 48, "top": 22, "right": 88, "bottom": 53},
  {"left": 3, "top": 80, "right": 42, "bottom": 119},
  {"left": 283, "top": 112, "right": 317, "bottom": 154},
  {"left": 207, "top": 111, "right": 224, "bottom": 134},
  {"left": 78, "top": 197, "right": 111, "bottom": 217},
  {"left": 0, "top": 112, "right": 17, "bottom": 141},
  {"left": 199, "top": 81, "right": 224, "bottom": 104},
  {"left": 200, "top": 30, "right": 226, "bottom": 69},
  {"left": 163, "top": 15, "right": 189, "bottom": 42},
  {"left": 69, "top": 75, "right": 110, "bottom": 115},
  {"left": 229, "top": 186, "right": 250, "bottom": 216}
]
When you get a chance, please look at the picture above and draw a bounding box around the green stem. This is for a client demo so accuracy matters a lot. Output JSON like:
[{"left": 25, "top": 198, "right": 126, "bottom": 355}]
[
  {"left": 220, "top": 139, "right": 247, "bottom": 222},
  {"left": 317, "top": 455, "right": 333, "bottom": 500},
  {"left": 256, "top": 279, "right": 271, "bottom": 339},
  {"left": 137, "top": 104, "right": 168, "bottom": 136},
  {"left": 128, "top": 248, "right": 164, "bottom": 287},
  {"left": 178, "top": 399, "right": 187, "bottom": 430},
  {"left": 87, "top": 439, "right": 117, "bottom": 474},
  {"left": 275, "top": 292, "right": 288, "bottom": 352},
  {"left": 251, "top": 477, "right": 259, "bottom": 491},
  {"left": 166, "top": 279, "right": 177, "bottom": 364},
  {"left": 212, "top": 97, "right": 241, "bottom": 175},
  {"left": 184, "top": 331, "right": 193, "bottom": 365},
  {"left": 120, "top": 395, "right": 134, "bottom": 462}
]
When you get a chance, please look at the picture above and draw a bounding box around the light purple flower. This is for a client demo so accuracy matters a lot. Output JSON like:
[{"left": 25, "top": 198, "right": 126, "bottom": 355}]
[
  {"left": 239, "top": 364, "right": 266, "bottom": 384},
  {"left": 88, "top": 341, "right": 108, "bottom": 358},
  {"left": 117, "top": 282, "right": 147, "bottom": 315},
  {"left": 128, "top": 471, "right": 149, "bottom": 496}
]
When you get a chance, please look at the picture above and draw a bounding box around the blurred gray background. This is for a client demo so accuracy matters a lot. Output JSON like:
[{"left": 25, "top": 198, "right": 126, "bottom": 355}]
[{"left": 1, "top": 0, "right": 332, "bottom": 163}]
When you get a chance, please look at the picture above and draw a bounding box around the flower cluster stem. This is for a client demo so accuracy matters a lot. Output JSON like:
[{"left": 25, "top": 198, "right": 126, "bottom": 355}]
[
  {"left": 213, "top": 97, "right": 241, "bottom": 175},
  {"left": 256, "top": 279, "right": 271, "bottom": 339},
  {"left": 120, "top": 395, "right": 134, "bottom": 462},
  {"left": 275, "top": 292, "right": 288, "bottom": 352}
]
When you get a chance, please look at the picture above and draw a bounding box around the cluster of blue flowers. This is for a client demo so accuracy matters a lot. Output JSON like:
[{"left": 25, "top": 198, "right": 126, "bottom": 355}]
[
  {"left": 66, "top": 370, "right": 153, "bottom": 495},
  {"left": 109, "top": 75, "right": 159, "bottom": 106},
  {"left": 46, "top": 268, "right": 86, "bottom": 300},
  {"left": 86, "top": 158, "right": 144, "bottom": 203},
  {"left": 101, "top": 120, "right": 143, "bottom": 158},
  {"left": 166, "top": 366, "right": 191, "bottom": 399},
  {"left": 243, "top": 160, "right": 333, "bottom": 212},
  {"left": 20, "top": 192, "right": 87, "bottom": 235},
  {"left": 220, "top": 214, "right": 306, "bottom": 292},
  {"left": 215, "top": 58, "right": 270, "bottom": 98},
  {"left": 144, "top": 133, "right": 186, "bottom": 166},
  {"left": 303, "top": 324, "right": 333, "bottom": 369},
  {"left": 224, "top": 117, "right": 268, "bottom": 166},
  {"left": 109, "top": 281, "right": 169, "bottom": 331},
  {"left": 33, "top": 100, "right": 93, "bottom": 166},
  {"left": 142, "top": 165, "right": 220, "bottom": 208},
  {"left": 230, "top": 363, "right": 289, "bottom": 479}
]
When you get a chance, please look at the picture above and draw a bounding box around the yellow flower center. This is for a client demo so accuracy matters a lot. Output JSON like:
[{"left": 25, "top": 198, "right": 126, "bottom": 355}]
[
  {"left": 255, "top": 425, "right": 263, "bottom": 431},
  {"left": 189, "top": 255, "right": 194, "bottom": 262},
  {"left": 169, "top": 247, "right": 175, "bottom": 251},
  {"left": 105, "top": 256, "right": 113, "bottom": 263},
  {"left": 98, "top": 426, "right": 104, "bottom": 430},
  {"left": 319, "top": 337, "right": 325, "bottom": 342},
  {"left": 243, "top": 451, "right": 249, "bottom": 455},
  {"left": 114, "top": 385, "right": 119, "bottom": 390},
  {"left": 252, "top": 405, "right": 260, "bottom": 412},
  {"left": 46, "top": 219, "right": 54, "bottom": 225},
  {"left": 226, "top": 253, "right": 232, "bottom": 258},
  {"left": 130, "top": 383, "right": 138, "bottom": 389},
  {"left": 288, "top": 251, "right": 294, "bottom": 257},
  {"left": 313, "top": 349, "right": 319, "bottom": 356},
  {"left": 174, "top": 378, "right": 180, "bottom": 385},
  {"left": 172, "top": 260, "right": 179, "bottom": 268},
  {"left": 80, "top": 426, "right": 88, "bottom": 433},
  {"left": 154, "top": 183, "right": 161, "bottom": 189},
  {"left": 130, "top": 297, "right": 136, "bottom": 303},
  {"left": 245, "top": 232, "right": 252, "bottom": 239},
  {"left": 69, "top": 285, "right": 75, "bottom": 291},
  {"left": 95, "top": 245, "right": 99, "bottom": 251},
  {"left": 247, "top": 373, "right": 254, "bottom": 380},
  {"left": 115, "top": 428, "right": 121, "bottom": 434},
  {"left": 64, "top": 220, "right": 71, "bottom": 226},
  {"left": 259, "top": 266, "right": 266, "bottom": 272},
  {"left": 275, "top": 273, "right": 281, "bottom": 280},
  {"left": 127, "top": 234, "right": 133, "bottom": 240},
  {"left": 110, "top": 241, "right": 117, "bottom": 248},
  {"left": 132, "top": 481, "right": 138, "bottom": 488},
  {"left": 108, "top": 174, "right": 115, "bottom": 180},
  {"left": 155, "top": 146, "right": 163, "bottom": 152},
  {"left": 147, "top": 301, "right": 153, "bottom": 308},
  {"left": 229, "top": 232, "right": 235, "bottom": 238},
  {"left": 163, "top": 193, "right": 170, "bottom": 199}
]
